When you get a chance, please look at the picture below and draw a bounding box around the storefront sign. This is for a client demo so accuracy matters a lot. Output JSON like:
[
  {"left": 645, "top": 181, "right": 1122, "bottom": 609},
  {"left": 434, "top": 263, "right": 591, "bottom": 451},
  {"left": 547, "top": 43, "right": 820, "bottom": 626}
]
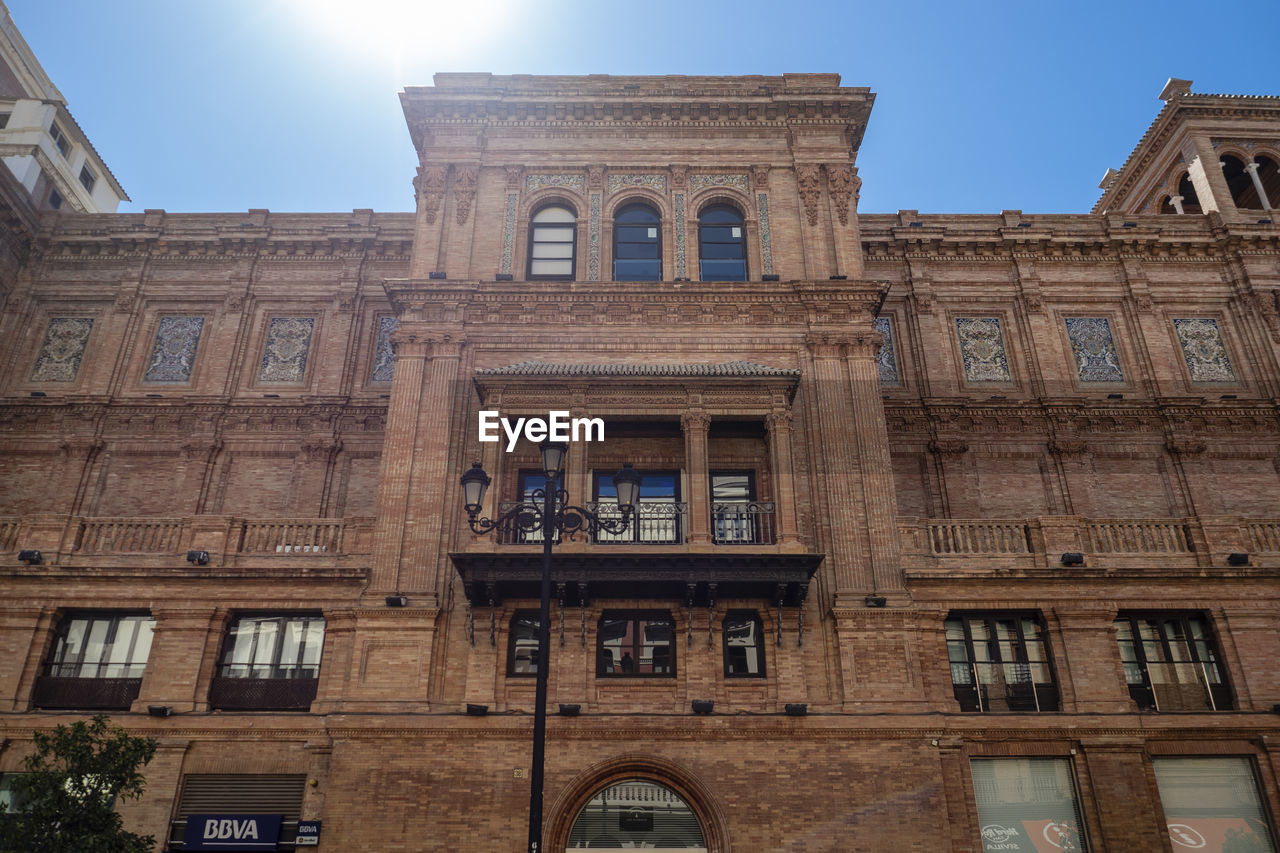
[
  {"left": 183, "top": 814, "right": 283, "bottom": 851},
  {"left": 295, "top": 820, "right": 321, "bottom": 846}
]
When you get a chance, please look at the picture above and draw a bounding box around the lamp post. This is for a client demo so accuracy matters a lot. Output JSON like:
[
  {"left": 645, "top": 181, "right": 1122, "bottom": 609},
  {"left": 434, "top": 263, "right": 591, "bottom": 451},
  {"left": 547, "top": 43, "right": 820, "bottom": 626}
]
[{"left": 461, "top": 442, "right": 641, "bottom": 853}]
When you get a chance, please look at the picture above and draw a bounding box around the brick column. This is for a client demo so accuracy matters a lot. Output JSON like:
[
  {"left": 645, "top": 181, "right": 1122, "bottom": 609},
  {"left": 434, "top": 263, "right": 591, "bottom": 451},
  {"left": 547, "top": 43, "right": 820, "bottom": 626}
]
[
  {"left": 1049, "top": 607, "right": 1133, "bottom": 714},
  {"left": 1079, "top": 741, "right": 1170, "bottom": 852},
  {"left": 117, "top": 738, "right": 189, "bottom": 846},
  {"left": 825, "top": 163, "right": 863, "bottom": 279},
  {"left": 764, "top": 409, "right": 802, "bottom": 550},
  {"left": 369, "top": 327, "right": 431, "bottom": 595},
  {"left": 134, "top": 608, "right": 218, "bottom": 713},
  {"left": 409, "top": 166, "right": 448, "bottom": 277},
  {"left": 681, "top": 411, "right": 712, "bottom": 548},
  {"left": 1218, "top": 609, "right": 1280, "bottom": 711},
  {"left": 846, "top": 318, "right": 904, "bottom": 595}
]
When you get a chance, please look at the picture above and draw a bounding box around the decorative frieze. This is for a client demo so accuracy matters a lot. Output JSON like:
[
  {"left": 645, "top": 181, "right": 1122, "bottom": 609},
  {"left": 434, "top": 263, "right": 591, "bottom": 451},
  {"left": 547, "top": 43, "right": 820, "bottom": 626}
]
[
  {"left": 526, "top": 174, "right": 585, "bottom": 192},
  {"left": 258, "top": 317, "right": 316, "bottom": 383},
  {"left": 688, "top": 173, "right": 749, "bottom": 194},
  {"left": 143, "top": 316, "right": 205, "bottom": 383},
  {"left": 1173, "top": 318, "right": 1236, "bottom": 382},
  {"left": 607, "top": 174, "right": 666, "bottom": 194},
  {"left": 371, "top": 316, "right": 397, "bottom": 383},
  {"left": 955, "top": 317, "right": 1011, "bottom": 382},
  {"left": 875, "top": 317, "right": 898, "bottom": 384},
  {"left": 1064, "top": 317, "right": 1124, "bottom": 383},
  {"left": 31, "top": 317, "right": 94, "bottom": 382}
]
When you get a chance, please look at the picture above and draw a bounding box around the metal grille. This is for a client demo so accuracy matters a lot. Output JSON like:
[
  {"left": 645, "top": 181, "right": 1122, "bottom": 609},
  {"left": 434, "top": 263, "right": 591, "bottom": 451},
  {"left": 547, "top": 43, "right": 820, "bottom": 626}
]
[
  {"left": 208, "top": 677, "right": 317, "bottom": 711},
  {"left": 169, "top": 774, "right": 305, "bottom": 851},
  {"left": 32, "top": 676, "right": 141, "bottom": 710}
]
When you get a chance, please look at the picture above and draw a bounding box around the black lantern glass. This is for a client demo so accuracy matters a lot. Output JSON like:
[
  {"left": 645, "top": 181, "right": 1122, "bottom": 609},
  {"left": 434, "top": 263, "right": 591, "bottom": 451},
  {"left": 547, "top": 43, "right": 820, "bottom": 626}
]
[
  {"left": 540, "top": 440, "right": 568, "bottom": 481},
  {"left": 612, "top": 463, "right": 642, "bottom": 512},
  {"left": 460, "top": 462, "right": 491, "bottom": 514}
]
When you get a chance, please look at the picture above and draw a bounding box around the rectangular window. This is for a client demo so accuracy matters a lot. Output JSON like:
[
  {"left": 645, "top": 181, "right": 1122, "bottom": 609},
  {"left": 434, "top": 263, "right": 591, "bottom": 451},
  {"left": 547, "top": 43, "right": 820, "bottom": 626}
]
[
  {"left": 1154, "top": 758, "right": 1277, "bottom": 853},
  {"left": 0, "top": 773, "right": 30, "bottom": 813},
  {"left": 0, "top": 113, "right": 10, "bottom": 129},
  {"left": 946, "top": 613, "right": 1058, "bottom": 712},
  {"left": 508, "top": 612, "right": 539, "bottom": 676},
  {"left": 210, "top": 614, "right": 325, "bottom": 711},
  {"left": 711, "top": 471, "right": 771, "bottom": 544},
  {"left": 47, "top": 187, "right": 62, "bottom": 210},
  {"left": 1115, "top": 613, "right": 1231, "bottom": 711},
  {"left": 724, "top": 611, "right": 765, "bottom": 677},
  {"left": 593, "top": 470, "right": 681, "bottom": 544},
  {"left": 971, "top": 758, "right": 1089, "bottom": 852},
  {"left": 598, "top": 612, "right": 675, "bottom": 677},
  {"left": 34, "top": 612, "right": 155, "bottom": 710},
  {"left": 79, "top": 164, "right": 96, "bottom": 193},
  {"left": 49, "top": 122, "right": 70, "bottom": 157}
]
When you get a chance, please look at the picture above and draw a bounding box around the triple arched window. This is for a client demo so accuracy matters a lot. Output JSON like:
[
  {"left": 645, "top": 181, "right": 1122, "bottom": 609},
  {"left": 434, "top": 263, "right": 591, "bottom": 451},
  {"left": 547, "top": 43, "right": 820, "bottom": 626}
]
[{"left": 527, "top": 205, "right": 577, "bottom": 280}]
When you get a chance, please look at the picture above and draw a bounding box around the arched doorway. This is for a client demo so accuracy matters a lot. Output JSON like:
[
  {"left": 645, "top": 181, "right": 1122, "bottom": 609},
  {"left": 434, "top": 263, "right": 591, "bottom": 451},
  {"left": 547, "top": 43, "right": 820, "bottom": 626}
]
[{"left": 566, "top": 779, "right": 707, "bottom": 850}]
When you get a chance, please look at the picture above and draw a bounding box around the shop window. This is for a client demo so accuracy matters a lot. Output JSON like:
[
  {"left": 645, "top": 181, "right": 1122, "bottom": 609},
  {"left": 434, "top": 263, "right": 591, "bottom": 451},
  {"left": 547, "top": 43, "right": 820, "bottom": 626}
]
[
  {"left": 1115, "top": 613, "right": 1232, "bottom": 711},
  {"left": 970, "top": 758, "right": 1088, "bottom": 852},
  {"left": 723, "top": 611, "right": 765, "bottom": 677},
  {"left": 711, "top": 470, "right": 771, "bottom": 544},
  {"left": 210, "top": 614, "right": 325, "bottom": 711},
  {"left": 593, "top": 470, "right": 681, "bottom": 544},
  {"left": 1153, "top": 757, "right": 1277, "bottom": 852},
  {"left": 568, "top": 779, "right": 707, "bottom": 850},
  {"left": 598, "top": 612, "right": 675, "bottom": 677},
  {"left": 169, "top": 774, "right": 306, "bottom": 852},
  {"left": 508, "top": 611, "right": 539, "bottom": 676},
  {"left": 698, "top": 204, "right": 746, "bottom": 281},
  {"left": 528, "top": 204, "right": 576, "bottom": 280},
  {"left": 946, "top": 613, "right": 1059, "bottom": 712},
  {"left": 33, "top": 612, "right": 154, "bottom": 710},
  {"left": 613, "top": 202, "right": 661, "bottom": 281}
]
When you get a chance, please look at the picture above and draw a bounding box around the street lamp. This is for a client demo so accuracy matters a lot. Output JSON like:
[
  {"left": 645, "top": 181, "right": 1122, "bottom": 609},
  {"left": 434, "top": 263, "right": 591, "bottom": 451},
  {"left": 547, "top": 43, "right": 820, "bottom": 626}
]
[{"left": 460, "top": 442, "right": 641, "bottom": 853}]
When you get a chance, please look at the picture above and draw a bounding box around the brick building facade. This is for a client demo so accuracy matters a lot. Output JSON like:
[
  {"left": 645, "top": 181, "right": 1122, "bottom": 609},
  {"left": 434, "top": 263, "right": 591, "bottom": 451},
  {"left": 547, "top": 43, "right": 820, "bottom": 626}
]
[{"left": 1, "top": 73, "right": 1279, "bottom": 852}]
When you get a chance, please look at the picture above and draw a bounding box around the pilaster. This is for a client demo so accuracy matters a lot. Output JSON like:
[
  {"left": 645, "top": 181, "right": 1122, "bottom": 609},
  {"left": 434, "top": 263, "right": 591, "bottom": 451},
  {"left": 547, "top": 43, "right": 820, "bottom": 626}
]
[{"left": 681, "top": 411, "right": 712, "bottom": 548}]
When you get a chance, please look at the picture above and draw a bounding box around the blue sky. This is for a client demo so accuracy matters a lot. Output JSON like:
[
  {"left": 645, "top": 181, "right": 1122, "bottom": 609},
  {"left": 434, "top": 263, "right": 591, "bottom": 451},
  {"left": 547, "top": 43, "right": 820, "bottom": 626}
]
[{"left": 9, "top": 0, "right": 1280, "bottom": 214}]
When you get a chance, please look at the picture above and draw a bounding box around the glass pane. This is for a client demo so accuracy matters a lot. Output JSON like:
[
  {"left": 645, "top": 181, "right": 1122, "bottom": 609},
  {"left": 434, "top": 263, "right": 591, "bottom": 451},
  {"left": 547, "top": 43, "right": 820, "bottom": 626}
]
[
  {"left": 699, "top": 226, "right": 740, "bottom": 243},
  {"left": 568, "top": 780, "right": 706, "bottom": 849},
  {"left": 971, "top": 758, "right": 1089, "bottom": 852},
  {"left": 532, "top": 242, "right": 573, "bottom": 259},
  {"left": 699, "top": 242, "right": 745, "bottom": 259},
  {"left": 533, "top": 226, "right": 574, "bottom": 243},
  {"left": 615, "top": 242, "right": 660, "bottom": 259},
  {"left": 300, "top": 620, "right": 325, "bottom": 670},
  {"left": 616, "top": 226, "right": 658, "bottom": 242},
  {"left": 532, "top": 206, "right": 575, "bottom": 223},
  {"left": 700, "top": 259, "right": 746, "bottom": 281},
  {"left": 615, "top": 205, "right": 659, "bottom": 224},
  {"left": 511, "top": 615, "right": 539, "bottom": 675},
  {"left": 614, "top": 259, "right": 661, "bottom": 280},
  {"left": 530, "top": 259, "right": 572, "bottom": 276},
  {"left": 699, "top": 206, "right": 743, "bottom": 225},
  {"left": 1154, "top": 758, "right": 1277, "bottom": 853},
  {"left": 711, "top": 474, "right": 750, "bottom": 501},
  {"left": 724, "top": 615, "right": 762, "bottom": 676}
]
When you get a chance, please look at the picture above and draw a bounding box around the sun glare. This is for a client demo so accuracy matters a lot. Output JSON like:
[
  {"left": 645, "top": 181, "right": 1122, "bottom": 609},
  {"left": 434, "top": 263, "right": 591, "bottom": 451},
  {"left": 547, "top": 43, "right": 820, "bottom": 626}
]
[{"left": 290, "top": 0, "right": 518, "bottom": 65}]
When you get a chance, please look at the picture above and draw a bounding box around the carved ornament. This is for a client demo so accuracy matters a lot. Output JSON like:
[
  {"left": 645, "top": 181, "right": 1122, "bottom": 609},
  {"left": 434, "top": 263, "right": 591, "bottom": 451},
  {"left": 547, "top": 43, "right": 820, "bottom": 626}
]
[
  {"left": 415, "top": 166, "right": 449, "bottom": 225},
  {"left": 453, "top": 166, "right": 478, "bottom": 225},
  {"left": 824, "top": 165, "right": 858, "bottom": 226},
  {"left": 796, "top": 165, "right": 821, "bottom": 226}
]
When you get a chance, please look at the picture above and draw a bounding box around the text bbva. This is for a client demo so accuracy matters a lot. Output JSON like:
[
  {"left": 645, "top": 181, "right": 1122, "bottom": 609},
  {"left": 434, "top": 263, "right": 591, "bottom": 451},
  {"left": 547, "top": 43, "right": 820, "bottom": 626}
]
[{"left": 479, "top": 410, "right": 604, "bottom": 451}]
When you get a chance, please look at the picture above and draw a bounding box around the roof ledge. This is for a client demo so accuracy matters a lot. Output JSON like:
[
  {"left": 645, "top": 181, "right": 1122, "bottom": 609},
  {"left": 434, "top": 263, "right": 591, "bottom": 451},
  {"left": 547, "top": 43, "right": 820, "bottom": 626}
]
[{"left": 1159, "top": 77, "right": 1193, "bottom": 102}]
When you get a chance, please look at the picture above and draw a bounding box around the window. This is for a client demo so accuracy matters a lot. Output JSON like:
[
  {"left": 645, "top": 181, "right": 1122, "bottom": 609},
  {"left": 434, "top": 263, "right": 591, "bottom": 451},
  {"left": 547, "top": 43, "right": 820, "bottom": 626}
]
[
  {"left": 210, "top": 614, "right": 325, "bottom": 711},
  {"left": 568, "top": 780, "right": 707, "bottom": 850},
  {"left": 47, "top": 188, "right": 62, "bottom": 210},
  {"left": 1116, "top": 613, "right": 1231, "bottom": 711},
  {"left": 0, "top": 773, "right": 30, "bottom": 814},
  {"left": 0, "top": 112, "right": 10, "bottom": 129},
  {"left": 508, "top": 612, "right": 539, "bottom": 676},
  {"left": 711, "top": 471, "right": 770, "bottom": 544},
  {"left": 724, "top": 611, "right": 765, "bottom": 677},
  {"left": 1153, "top": 758, "right": 1277, "bottom": 852},
  {"left": 698, "top": 204, "right": 746, "bottom": 281},
  {"left": 528, "top": 204, "right": 576, "bottom": 280},
  {"left": 970, "top": 758, "right": 1089, "bottom": 852},
  {"left": 946, "top": 613, "right": 1058, "bottom": 712},
  {"left": 593, "top": 469, "right": 681, "bottom": 544},
  {"left": 169, "top": 775, "right": 307, "bottom": 852},
  {"left": 598, "top": 612, "right": 675, "bottom": 677},
  {"left": 49, "top": 122, "right": 70, "bottom": 157},
  {"left": 33, "top": 612, "right": 155, "bottom": 710},
  {"left": 79, "top": 164, "right": 96, "bottom": 194},
  {"left": 613, "top": 203, "right": 661, "bottom": 280}
]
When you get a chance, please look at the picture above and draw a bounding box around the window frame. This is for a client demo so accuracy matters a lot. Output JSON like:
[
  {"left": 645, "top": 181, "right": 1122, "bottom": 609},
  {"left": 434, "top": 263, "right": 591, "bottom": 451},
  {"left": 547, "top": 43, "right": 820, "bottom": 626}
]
[
  {"left": 527, "top": 204, "right": 578, "bottom": 281},
  {"left": 592, "top": 468, "right": 681, "bottom": 544},
  {"left": 612, "top": 202, "right": 663, "bottom": 281},
  {"left": 507, "top": 610, "right": 540, "bottom": 677},
  {"left": 79, "top": 164, "right": 96, "bottom": 194},
  {"left": 945, "top": 612, "right": 1059, "bottom": 712},
  {"left": 43, "top": 611, "right": 155, "bottom": 679},
  {"left": 723, "top": 610, "right": 766, "bottom": 678},
  {"left": 49, "top": 121, "right": 70, "bottom": 158},
  {"left": 1114, "top": 612, "right": 1232, "bottom": 711},
  {"left": 697, "top": 203, "right": 747, "bottom": 282},
  {"left": 215, "top": 613, "right": 326, "bottom": 681},
  {"left": 710, "top": 469, "right": 762, "bottom": 545},
  {"left": 596, "top": 611, "right": 676, "bottom": 678}
]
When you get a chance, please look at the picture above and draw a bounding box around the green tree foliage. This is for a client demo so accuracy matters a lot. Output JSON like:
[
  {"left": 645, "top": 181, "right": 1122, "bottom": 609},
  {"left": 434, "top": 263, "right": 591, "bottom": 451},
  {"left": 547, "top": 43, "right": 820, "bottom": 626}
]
[{"left": 0, "top": 714, "right": 157, "bottom": 853}]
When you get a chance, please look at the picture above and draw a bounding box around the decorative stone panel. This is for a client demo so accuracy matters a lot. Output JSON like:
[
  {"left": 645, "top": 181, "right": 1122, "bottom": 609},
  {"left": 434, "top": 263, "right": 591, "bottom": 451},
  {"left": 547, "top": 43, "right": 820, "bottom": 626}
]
[
  {"left": 1174, "top": 318, "right": 1236, "bottom": 382},
  {"left": 143, "top": 316, "right": 205, "bottom": 383},
  {"left": 371, "top": 316, "right": 398, "bottom": 383},
  {"left": 875, "top": 317, "right": 898, "bottom": 384},
  {"left": 588, "top": 193, "right": 602, "bottom": 281},
  {"left": 526, "top": 174, "right": 584, "bottom": 192},
  {"left": 955, "top": 317, "right": 1011, "bottom": 382},
  {"left": 689, "top": 173, "right": 749, "bottom": 194},
  {"left": 1064, "top": 317, "right": 1123, "bottom": 382},
  {"left": 30, "top": 317, "right": 94, "bottom": 382},
  {"left": 674, "top": 193, "right": 686, "bottom": 278},
  {"left": 500, "top": 193, "right": 518, "bottom": 275},
  {"left": 258, "top": 317, "right": 316, "bottom": 383},
  {"left": 757, "top": 193, "right": 773, "bottom": 275},
  {"left": 607, "top": 174, "right": 666, "bottom": 194}
]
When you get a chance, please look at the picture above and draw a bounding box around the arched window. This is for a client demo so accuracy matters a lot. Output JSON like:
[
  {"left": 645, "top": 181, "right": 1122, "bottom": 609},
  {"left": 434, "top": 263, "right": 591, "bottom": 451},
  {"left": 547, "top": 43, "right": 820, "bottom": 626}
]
[
  {"left": 1257, "top": 156, "right": 1280, "bottom": 211},
  {"left": 698, "top": 204, "right": 746, "bottom": 281},
  {"left": 1176, "top": 173, "right": 1202, "bottom": 215},
  {"left": 528, "top": 205, "right": 577, "bottom": 280},
  {"left": 567, "top": 779, "right": 707, "bottom": 850},
  {"left": 613, "top": 203, "right": 662, "bottom": 281},
  {"left": 1221, "top": 155, "right": 1260, "bottom": 209}
]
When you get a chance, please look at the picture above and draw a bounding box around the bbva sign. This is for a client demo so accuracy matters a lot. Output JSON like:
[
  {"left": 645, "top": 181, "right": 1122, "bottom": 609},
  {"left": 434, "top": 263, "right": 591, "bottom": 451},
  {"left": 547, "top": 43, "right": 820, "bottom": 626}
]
[{"left": 183, "top": 814, "right": 283, "bottom": 851}]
